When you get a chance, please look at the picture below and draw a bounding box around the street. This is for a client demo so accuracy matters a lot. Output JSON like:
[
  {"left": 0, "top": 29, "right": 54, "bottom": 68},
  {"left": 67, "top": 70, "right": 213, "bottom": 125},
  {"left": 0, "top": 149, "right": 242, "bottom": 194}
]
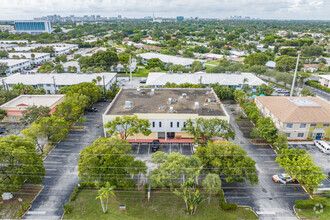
[
  {"left": 223, "top": 103, "right": 309, "bottom": 220},
  {"left": 24, "top": 101, "right": 110, "bottom": 219}
]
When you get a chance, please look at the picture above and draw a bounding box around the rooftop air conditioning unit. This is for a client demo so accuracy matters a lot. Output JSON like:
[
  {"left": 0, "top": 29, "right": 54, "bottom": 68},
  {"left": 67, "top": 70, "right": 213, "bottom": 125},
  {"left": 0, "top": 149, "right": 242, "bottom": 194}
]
[
  {"left": 195, "top": 102, "right": 199, "bottom": 110},
  {"left": 182, "top": 93, "right": 187, "bottom": 100},
  {"left": 151, "top": 89, "right": 155, "bottom": 95},
  {"left": 169, "top": 106, "right": 174, "bottom": 113},
  {"left": 125, "top": 101, "right": 132, "bottom": 109},
  {"left": 168, "top": 98, "right": 172, "bottom": 104},
  {"left": 137, "top": 88, "right": 140, "bottom": 94}
]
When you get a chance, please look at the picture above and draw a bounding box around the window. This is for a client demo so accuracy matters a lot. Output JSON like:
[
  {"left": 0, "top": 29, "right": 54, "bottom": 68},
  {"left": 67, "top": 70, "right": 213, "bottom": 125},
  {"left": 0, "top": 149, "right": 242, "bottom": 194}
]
[
  {"left": 159, "top": 122, "right": 162, "bottom": 127},
  {"left": 170, "top": 122, "right": 173, "bottom": 128},
  {"left": 286, "top": 123, "right": 293, "bottom": 128},
  {"left": 300, "top": 124, "right": 306, "bottom": 128},
  {"left": 324, "top": 124, "right": 329, "bottom": 127},
  {"left": 286, "top": 133, "right": 291, "bottom": 138},
  {"left": 152, "top": 122, "right": 155, "bottom": 128},
  {"left": 177, "top": 122, "right": 180, "bottom": 128},
  {"left": 297, "top": 133, "right": 304, "bottom": 138},
  {"left": 311, "top": 124, "right": 316, "bottom": 127}
]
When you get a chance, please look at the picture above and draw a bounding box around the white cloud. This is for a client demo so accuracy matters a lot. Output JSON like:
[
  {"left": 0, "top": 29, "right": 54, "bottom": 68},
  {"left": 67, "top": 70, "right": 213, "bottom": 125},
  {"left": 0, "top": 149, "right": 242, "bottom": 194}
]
[{"left": 0, "top": 0, "right": 329, "bottom": 20}]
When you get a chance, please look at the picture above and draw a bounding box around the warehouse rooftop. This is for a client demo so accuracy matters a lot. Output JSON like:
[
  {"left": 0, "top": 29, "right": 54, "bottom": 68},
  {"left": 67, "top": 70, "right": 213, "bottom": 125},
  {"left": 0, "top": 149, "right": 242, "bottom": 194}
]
[{"left": 105, "top": 88, "right": 227, "bottom": 116}]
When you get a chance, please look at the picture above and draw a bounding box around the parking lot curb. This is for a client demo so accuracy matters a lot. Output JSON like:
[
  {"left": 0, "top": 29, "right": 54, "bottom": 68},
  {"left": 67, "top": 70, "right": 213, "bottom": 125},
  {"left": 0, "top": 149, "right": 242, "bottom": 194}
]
[
  {"left": 239, "top": 205, "right": 259, "bottom": 219},
  {"left": 21, "top": 185, "right": 44, "bottom": 219},
  {"left": 293, "top": 205, "right": 302, "bottom": 220}
]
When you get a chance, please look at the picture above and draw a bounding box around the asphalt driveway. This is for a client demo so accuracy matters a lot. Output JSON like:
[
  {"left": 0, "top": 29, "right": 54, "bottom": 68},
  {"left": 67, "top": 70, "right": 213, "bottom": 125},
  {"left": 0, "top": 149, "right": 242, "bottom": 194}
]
[
  {"left": 223, "top": 103, "right": 309, "bottom": 220},
  {"left": 24, "top": 101, "right": 110, "bottom": 220}
]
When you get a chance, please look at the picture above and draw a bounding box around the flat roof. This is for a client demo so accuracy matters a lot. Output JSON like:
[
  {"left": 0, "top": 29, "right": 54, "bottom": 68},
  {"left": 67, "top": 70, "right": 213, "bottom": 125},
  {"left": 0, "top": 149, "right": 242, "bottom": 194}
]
[
  {"left": 0, "top": 94, "right": 65, "bottom": 108},
  {"left": 9, "top": 52, "right": 50, "bottom": 59},
  {"left": 255, "top": 96, "right": 330, "bottom": 123},
  {"left": 4, "top": 73, "right": 116, "bottom": 86},
  {"left": 105, "top": 88, "right": 226, "bottom": 116},
  {"left": 146, "top": 72, "right": 266, "bottom": 86},
  {"left": 0, "top": 59, "right": 30, "bottom": 66}
]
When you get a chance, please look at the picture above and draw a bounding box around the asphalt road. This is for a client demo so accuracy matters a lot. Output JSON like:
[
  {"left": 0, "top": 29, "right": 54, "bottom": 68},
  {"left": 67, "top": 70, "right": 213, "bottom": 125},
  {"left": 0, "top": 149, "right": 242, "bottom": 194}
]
[
  {"left": 306, "top": 85, "right": 330, "bottom": 101},
  {"left": 223, "top": 104, "right": 309, "bottom": 220},
  {"left": 24, "top": 101, "right": 110, "bottom": 220}
]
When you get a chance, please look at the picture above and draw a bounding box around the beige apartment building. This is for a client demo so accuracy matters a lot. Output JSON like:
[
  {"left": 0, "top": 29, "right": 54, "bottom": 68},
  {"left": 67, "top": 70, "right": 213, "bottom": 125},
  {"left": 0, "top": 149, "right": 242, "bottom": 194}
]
[{"left": 255, "top": 96, "right": 330, "bottom": 140}]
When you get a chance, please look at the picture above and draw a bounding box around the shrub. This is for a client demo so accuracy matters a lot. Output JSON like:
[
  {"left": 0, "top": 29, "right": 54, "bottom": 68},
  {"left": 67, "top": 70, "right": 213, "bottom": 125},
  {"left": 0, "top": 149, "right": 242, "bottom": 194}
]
[
  {"left": 221, "top": 202, "right": 238, "bottom": 210},
  {"left": 306, "top": 80, "right": 330, "bottom": 93},
  {"left": 62, "top": 203, "right": 73, "bottom": 214},
  {"left": 76, "top": 116, "right": 87, "bottom": 125},
  {"left": 69, "top": 186, "right": 80, "bottom": 202}
]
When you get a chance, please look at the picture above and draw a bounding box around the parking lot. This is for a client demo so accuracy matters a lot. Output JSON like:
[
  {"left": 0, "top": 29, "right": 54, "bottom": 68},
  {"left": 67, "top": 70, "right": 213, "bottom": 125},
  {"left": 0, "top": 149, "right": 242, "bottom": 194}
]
[
  {"left": 131, "top": 142, "right": 193, "bottom": 157},
  {"left": 289, "top": 142, "right": 330, "bottom": 188}
]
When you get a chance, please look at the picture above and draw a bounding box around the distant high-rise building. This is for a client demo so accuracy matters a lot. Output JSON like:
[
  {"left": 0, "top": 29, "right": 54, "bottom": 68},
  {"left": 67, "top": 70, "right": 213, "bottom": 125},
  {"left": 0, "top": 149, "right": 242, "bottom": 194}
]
[
  {"left": 177, "top": 16, "right": 184, "bottom": 21},
  {"left": 14, "top": 21, "right": 52, "bottom": 34}
]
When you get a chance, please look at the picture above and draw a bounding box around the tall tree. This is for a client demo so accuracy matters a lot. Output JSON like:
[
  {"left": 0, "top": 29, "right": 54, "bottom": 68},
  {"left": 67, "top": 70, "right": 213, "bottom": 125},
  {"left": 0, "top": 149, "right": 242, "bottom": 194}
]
[
  {"left": 78, "top": 137, "right": 146, "bottom": 188},
  {"left": 104, "top": 115, "right": 151, "bottom": 140},
  {"left": 21, "top": 116, "right": 69, "bottom": 152},
  {"left": 202, "top": 173, "right": 222, "bottom": 204},
  {"left": 20, "top": 105, "right": 51, "bottom": 126},
  {"left": 149, "top": 152, "right": 202, "bottom": 190},
  {"left": 182, "top": 118, "right": 235, "bottom": 145},
  {"left": 196, "top": 141, "right": 258, "bottom": 185},
  {"left": 276, "top": 148, "right": 326, "bottom": 192},
  {"left": 255, "top": 117, "right": 278, "bottom": 143},
  {"left": 0, "top": 109, "right": 7, "bottom": 121},
  {"left": 244, "top": 53, "right": 268, "bottom": 66},
  {"left": 0, "top": 135, "right": 46, "bottom": 192},
  {"left": 65, "top": 82, "right": 102, "bottom": 104}
]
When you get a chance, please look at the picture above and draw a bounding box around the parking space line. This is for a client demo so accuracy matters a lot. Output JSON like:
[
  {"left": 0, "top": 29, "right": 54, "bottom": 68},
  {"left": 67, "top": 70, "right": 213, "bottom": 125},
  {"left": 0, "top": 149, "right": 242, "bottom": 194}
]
[
  {"left": 137, "top": 143, "right": 140, "bottom": 154},
  {"left": 180, "top": 143, "right": 183, "bottom": 154},
  {"left": 170, "top": 143, "right": 172, "bottom": 153},
  {"left": 148, "top": 143, "right": 150, "bottom": 156}
]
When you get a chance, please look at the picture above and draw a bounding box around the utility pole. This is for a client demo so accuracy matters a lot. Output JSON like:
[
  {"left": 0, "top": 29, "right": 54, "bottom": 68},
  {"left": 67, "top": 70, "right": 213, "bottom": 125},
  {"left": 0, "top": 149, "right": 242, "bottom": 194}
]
[
  {"left": 129, "top": 55, "right": 132, "bottom": 88},
  {"left": 290, "top": 53, "right": 300, "bottom": 97},
  {"left": 102, "top": 75, "right": 106, "bottom": 95},
  {"left": 52, "top": 76, "right": 57, "bottom": 94}
]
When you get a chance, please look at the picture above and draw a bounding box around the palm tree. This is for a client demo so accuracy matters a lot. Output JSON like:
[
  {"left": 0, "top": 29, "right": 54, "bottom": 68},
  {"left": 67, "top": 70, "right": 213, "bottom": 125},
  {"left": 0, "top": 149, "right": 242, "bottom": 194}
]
[
  {"left": 96, "top": 182, "right": 115, "bottom": 213},
  {"left": 96, "top": 76, "right": 102, "bottom": 85}
]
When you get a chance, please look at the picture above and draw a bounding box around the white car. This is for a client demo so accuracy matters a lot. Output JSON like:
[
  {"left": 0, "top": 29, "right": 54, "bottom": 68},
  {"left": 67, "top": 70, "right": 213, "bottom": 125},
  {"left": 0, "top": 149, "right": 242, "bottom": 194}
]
[
  {"left": 192, "top": 144, "right": 199, "bottom": 153},
  {"left": 314, "top": 140, "right": 330, "bottom": 154},
  {"left": 272, "top": 174, "right": 297, "bottom": 184}
]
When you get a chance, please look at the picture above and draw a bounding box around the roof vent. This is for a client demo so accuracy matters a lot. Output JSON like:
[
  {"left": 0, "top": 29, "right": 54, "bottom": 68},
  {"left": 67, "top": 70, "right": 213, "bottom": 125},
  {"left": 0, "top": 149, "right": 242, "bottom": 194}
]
[
  {"left": 125, "top": 101, "right": 132, "bottom": 109},
  {"left": 137, "top": 88, "right": 140, "bottom": 94},
  {"left": 169, "top": 106, "right": 174, "bottom": 113},
  {"left": 151, "top": 89, "right": 155, "bottom": 95},
  {"left": 195, "top": 102, "right": 199, "bottom": 110},
  {"left": 161, "top": 105, "right": 165, "bottom": 110},
  {"left": 182, "top": 93, "right": 187, "bottom": 100},
  {"left": 168, "top": 98, "right": 172, "bottom": 104}
]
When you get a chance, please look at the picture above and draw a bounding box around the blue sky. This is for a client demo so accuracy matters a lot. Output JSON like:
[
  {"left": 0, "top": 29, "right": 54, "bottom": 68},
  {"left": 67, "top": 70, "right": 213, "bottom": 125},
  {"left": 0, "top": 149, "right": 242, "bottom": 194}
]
[{"left": 1, "top": 0, "right": 329, "bottom": 20}]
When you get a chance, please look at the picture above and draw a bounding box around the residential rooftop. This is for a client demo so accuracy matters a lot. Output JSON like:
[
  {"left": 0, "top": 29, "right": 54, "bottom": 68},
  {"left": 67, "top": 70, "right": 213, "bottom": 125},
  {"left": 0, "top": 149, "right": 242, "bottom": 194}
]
[
  {"left": 105, "top": 88, "right": 226, "bottom": 116},
  {"left": 0, "top": 59, "right": 30, "bottom": 66},
  {"left": 4, "top": 73, "right": 117, "bottom": 86},
  {"left": 8, "top": 52, "right": 50, "bottom": 59},
  {"left": 0, "top": 94, "right": 65, "bottom": 108},
  {"left": 255, "top": 96, "right": 330, "bottom": 123},
  {"left": 146, "top": 72, "right": 266, "bottom": 87}
]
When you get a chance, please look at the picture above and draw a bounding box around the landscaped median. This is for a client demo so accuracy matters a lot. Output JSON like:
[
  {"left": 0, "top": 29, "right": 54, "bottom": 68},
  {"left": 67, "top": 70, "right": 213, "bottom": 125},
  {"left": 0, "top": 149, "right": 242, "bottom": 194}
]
[{"left": 63, "top": 185, "right": 258, "bottom": 220}]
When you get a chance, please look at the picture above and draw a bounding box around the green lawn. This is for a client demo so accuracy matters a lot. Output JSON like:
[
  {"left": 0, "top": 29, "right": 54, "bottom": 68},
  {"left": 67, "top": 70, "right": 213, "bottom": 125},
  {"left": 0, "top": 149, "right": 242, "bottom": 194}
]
[
  {"left": 118, "top": 68, "right": 149, "bottom": 77},
  {"left": 295, "top": 197, "right": 330, "bottom": 220},
  {"left": 206, "top": 61, "right": 220, "bottom": 65},
  {"left": 63, "top": 190, "right": 258, "bottom": 220}
]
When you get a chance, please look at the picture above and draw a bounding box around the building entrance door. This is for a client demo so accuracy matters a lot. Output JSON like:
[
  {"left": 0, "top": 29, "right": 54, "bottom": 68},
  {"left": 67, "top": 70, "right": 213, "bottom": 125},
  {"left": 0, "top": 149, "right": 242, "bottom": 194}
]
[{"left": 315, "top": 133, "right": 322, "bottom": 140}]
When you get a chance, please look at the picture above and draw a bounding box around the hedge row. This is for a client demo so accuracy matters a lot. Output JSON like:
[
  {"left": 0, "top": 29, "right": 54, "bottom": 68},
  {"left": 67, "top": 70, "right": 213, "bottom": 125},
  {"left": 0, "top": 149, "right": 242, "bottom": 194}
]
[{"left": 306, "top": 80, "right": 330, "bottom": 93}]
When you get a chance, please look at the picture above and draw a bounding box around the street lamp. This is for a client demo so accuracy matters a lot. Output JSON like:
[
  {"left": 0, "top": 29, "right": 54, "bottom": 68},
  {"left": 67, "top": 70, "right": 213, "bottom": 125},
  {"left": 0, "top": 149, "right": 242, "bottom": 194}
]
[{"left": 290, "top": 52, "right": 301, "bottom": 97}]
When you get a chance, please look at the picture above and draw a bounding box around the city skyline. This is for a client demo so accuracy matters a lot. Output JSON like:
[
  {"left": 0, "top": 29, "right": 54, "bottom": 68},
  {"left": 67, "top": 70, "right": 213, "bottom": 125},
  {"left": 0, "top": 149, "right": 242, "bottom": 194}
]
[{"left": 0, "top": 0, "right": 329, "bottom": 20}]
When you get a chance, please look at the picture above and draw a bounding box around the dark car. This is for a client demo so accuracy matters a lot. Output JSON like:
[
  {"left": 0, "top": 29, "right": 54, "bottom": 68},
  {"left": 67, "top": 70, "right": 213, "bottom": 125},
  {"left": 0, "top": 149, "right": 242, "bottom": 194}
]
[
  {"left": 140, "top": 79, "right": 147, "bottom": 84},
  {"left": 0, "top": 128, "right": 8, "bottom": 135},
  {"left": 152, "top": 140, "right": 160, "bottom": 152},
  {"left": 85, "top": 107, "right": 98, "bottom": 112}
]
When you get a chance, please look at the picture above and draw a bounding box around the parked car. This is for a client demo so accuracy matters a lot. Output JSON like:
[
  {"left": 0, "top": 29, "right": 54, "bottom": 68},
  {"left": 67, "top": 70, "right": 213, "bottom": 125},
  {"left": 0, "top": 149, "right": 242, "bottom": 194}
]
[
  {"left": 272, "top": 174, "right": 297, "bottom": 184},
  {"left": 140, "top": 79, "right": 147, "bottom": 84},
  {"left": 314, "top": 140, "right": 330, "bottom": 154},
  {"left": 0, "top": 127, "right": 8, "bottom": 135},
  {"left": 192, "top": 144, "right": 198, "bottom": 153},
  {"left": 85, "top": 107, "right": 98, "bottom": 112},
  {"left": 152, "top": 140, "right": 160, "bottom": 152}
]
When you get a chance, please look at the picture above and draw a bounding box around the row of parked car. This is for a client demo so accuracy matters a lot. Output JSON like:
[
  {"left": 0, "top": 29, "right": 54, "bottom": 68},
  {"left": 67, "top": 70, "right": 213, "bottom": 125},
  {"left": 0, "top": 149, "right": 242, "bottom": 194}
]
[{"left": 314, "top": 140, "right": 330, "bottom": 154}]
